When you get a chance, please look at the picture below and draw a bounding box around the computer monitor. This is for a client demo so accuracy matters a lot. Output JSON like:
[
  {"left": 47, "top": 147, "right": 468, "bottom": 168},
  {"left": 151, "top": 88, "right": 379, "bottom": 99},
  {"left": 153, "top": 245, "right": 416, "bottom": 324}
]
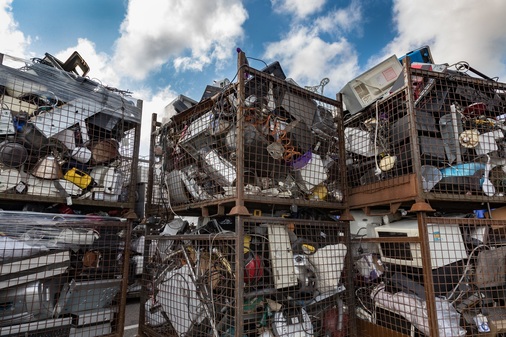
[{"left": 373, "top": 220, "right": 468, "bottom": 269}]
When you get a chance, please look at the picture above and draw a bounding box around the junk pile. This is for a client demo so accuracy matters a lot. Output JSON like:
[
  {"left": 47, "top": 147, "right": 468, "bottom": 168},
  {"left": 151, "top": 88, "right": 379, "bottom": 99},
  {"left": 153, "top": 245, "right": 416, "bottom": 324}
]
[
  {"left": 0, "top": 50, "right": 142, "bottom": 336},
  {"left": 154, "top": 57, "right": 345, "bottom": 213},
  {"left": 342, "top": 45, "right": 506, "bottom": 208},
  {"left": 143, "top": 217, "right": 351, "bottom": 337},
  {"left": 342, "top": 46, "right": 506, "bottom": 336},
  {"left": 0, "top": 51, "right": 142, "bottom": 211},
  {"left": 0, "top": 210, "right": 127, "bottom": 337}
]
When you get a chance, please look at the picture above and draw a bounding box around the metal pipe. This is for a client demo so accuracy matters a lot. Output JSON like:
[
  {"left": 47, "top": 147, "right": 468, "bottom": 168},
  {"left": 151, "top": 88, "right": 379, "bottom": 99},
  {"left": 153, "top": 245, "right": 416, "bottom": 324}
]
[
  {"left": 235, "top": 215, "right": 245, "bottom": 336},
  {"left": 116, "top": 211, "right": 135, "bottom": 337},
  {"left": 229, "top": 51, "right": 249, "bottom": 216},
  {"left": 418, "top": 212, "right": 440, "bottom": 337},
  {"left": 145, "top": 113, "right": 159, "bottom": 217}
]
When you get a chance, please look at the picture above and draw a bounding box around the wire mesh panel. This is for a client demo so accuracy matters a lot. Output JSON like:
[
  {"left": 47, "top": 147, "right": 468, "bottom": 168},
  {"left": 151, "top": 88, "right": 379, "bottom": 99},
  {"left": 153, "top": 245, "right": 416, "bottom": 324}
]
[
  {"left": 351, "top": 211, "right": 506, "bottom": 337},
  {"left": 428, "top": 216, "right": 506, "bottom": 336},
  {"left": 241, "top": 217, "right": 354, "bottom": 337},
  {"left": 0, "top": 52, "right": 142, "bottom": 212},
  {"left": 344, "top": 63, "right": 506, "bottom": 211},
  {"left": 151, "top": 52, "right": 346, "bottom": 216},
  {"left": 139, "top": 216, "right": 355, "bottom": 337},
  {"left": 0, "top": 210, "right": 130, "bottom": 337},
  {"left": 140, "top": 217, "right": 238, "bottom": 337}
]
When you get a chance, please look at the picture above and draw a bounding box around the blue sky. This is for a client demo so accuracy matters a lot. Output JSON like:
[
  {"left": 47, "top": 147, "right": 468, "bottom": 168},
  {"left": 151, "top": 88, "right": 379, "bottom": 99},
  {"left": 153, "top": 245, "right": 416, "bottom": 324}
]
[{"left": 2, "top": 0, "right": 506, "bottom": 157}]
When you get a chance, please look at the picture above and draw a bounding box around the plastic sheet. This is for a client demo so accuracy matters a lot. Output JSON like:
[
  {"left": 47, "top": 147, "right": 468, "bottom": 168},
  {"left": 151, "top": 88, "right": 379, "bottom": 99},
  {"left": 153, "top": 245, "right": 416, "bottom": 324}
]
[{"left": 0, "top": 52, "right": 141, "bottom": 210}]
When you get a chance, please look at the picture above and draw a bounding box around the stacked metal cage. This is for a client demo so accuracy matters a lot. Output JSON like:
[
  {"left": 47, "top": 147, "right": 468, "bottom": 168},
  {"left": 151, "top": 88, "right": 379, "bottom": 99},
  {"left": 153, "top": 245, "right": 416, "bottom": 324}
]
[
  {"left": 0, "top": 50, "right": 142, "bottom": 336},
  {"left": 347, "top": 57, "right": 506, "bottom": 337},
  {"left": 0, "top": 210, "right": 132, "bottom": 337},
  {"left": 140, "top": 216, "right": 354, "bottom": 337},
  {"left": 352, "top": 212, "right": 506, "bottom": 337},
  {"left": 345, "top": 61, "right": 506, "bottom": 212},
  {"left": 140, "top": 51, "right": 354, "bottom": 337},
  {"left": 0, "top": 52, "right": 142, "bottom": 213},
  {"left": 149, "top": 53, "right": 346, "bottom": 217}
]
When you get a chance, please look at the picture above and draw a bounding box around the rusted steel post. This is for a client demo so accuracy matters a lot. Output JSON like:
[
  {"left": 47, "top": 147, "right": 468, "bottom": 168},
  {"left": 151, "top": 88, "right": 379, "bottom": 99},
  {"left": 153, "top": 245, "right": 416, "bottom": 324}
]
[
  {"left": 417, "top": 211, "right": 439, "bottom": 337},
  {"left": 229, "top": 50, "right": 250, "bottom": 216},
  {"left": 117, "top": 211, "right": 135, "bottom": 336}
]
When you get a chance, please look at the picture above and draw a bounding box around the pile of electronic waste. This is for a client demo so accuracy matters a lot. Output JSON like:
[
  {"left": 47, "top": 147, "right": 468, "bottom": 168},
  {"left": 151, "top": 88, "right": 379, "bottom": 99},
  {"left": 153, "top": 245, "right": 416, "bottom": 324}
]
[
  {"left": 341, "top": 46, "right": 506, "bottom": 336},
  {"left": 0, "top": 210, "right": 127, "bottom": 336},
  {"left": 143, "top": 217, "right": 351, "bottom": 337},
  {"left": 0, "top": 50, "right": 142, "bottom": 336},
  {"left": 349, "top": 207, "right": 506, "bottom": 336},
  {"left": 155, "top": 58, "right": 345, "bottom": 212},
  {"left": 0, "top": 51, "right": 142, "bottom": 211},
  {"left": 341, "top": 46, "right": 506, "bottom": 207}
]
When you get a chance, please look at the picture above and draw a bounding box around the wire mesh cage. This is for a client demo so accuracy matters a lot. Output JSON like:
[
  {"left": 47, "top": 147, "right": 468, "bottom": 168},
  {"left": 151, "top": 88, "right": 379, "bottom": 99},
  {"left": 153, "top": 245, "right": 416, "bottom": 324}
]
[
  {"left": 139, "top": 216, "right": 355, "bottom": 337},
  {"left": 140, "top": 217, "right": 237, "bottom": 337},
  {"left": 149, "top": 52, "right": 346, "bottom": 217},
  {"left": 0, "top": 52, "right": 142, "bottom": 212},
  {"left": 0, "top": 210, "right": 131, "bottom": 337},
  {"left": 351, "top": 211, "right": 506, "bottom": 337},
  {"left": 344, "top": 62, "right": 506, "bottom": 211}
]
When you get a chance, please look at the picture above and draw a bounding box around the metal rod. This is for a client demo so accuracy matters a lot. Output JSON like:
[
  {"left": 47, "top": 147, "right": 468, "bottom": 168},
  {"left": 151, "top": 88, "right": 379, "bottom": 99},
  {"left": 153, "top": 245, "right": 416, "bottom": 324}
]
[
  {"left": 116, "top": 215, "right": 133, "bottom": 337},
  {"left": 229, "top": 51, "right": 249, "bottom": 216},
  {"left": 145, "top": 113, "right": 158, "bottom": 217},
  {"left": 235, "top": 215, "right": 245, "bottom": 336},
  {"left": 181, "top": 246, "right": 220, "bottom": 337},
  {"left": 418, "top": 212, "right": 440, "bottom": 337}
]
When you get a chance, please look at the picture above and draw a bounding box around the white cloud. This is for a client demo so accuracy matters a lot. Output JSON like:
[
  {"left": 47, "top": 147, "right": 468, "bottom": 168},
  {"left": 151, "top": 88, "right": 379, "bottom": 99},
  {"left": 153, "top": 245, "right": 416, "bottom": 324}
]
[
  {"left": 271, "top": 0, "right": 326, "bottom": 19},
  {"left": 264, "top": 26, "right": 360, "bottom": 94},
  {"left": 381, "top": 0, "right": 506, "bottom": 81},
  {"left": 134, "top": 86, "right": 178, "bottom": 158},
  {"left": 263, "top": 3, "right": 363, "bottom": 94},
  {"left": 0, "top": 0, "right": 30, "bottom": 57},
  {"left": 54, "top": 38, "right": 120, "bottom": 87},
  {"left": 112, "top": 0, "right": 248, "bottom": 80},
  {"left": 315, "top": 0, "right": 362, "bottom": 35}
]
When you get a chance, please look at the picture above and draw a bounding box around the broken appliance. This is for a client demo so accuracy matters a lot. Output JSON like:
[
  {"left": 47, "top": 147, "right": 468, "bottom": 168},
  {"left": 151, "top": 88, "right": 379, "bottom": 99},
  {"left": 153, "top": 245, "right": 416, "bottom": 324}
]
[
  {"left": 372, "top": 220, "right": 467, "bottom": 269},
  {"left": 340, "top": 55, "right": 403, "bottom": 115},
  {"left": 55, "top": 279, "right": 121, "bottom": 316}
]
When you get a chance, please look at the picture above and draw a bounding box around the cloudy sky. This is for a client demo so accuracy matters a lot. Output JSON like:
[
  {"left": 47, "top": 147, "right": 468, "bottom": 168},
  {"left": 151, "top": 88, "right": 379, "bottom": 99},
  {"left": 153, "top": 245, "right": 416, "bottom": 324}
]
[{"left": 2, "top": 0, "right": 506, "bottom": 157}]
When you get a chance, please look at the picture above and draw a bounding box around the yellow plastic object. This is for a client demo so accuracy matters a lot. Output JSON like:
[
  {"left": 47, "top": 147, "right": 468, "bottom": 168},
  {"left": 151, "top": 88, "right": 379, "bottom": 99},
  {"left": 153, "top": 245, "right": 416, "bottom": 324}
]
[
  {"left": 244, "top": 235, "right": 251, "bottom": 254},
  {"left": 64, "top": 167, "right": 92, "bottom": 189},
  {"left": 301, "top": 243, "right": 316, "bottom": 255},
  {"left": 312, "top": 184, "right": 328, "bottom": 200}
]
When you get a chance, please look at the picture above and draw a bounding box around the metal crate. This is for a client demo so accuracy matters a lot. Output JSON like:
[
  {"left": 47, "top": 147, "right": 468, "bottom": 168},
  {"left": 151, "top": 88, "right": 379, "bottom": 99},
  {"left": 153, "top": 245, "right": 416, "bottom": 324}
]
[
  {"left": 344, "top": 61, "right": 506, "bottom": 212},
  {"left": 351, "top": 211, "right": 506, "bottom": 337},
  {"left": 0, "top": 52, "right": 142, "bottom": 212},
  {"left": 148, "top": 51, "right": 346, "bottom": 217},
  {"left": 138, "top": 216, "right": 356, "bottom": 337},
  {"left": 0, "top": 210, "right": 132, "bottom": 337}
]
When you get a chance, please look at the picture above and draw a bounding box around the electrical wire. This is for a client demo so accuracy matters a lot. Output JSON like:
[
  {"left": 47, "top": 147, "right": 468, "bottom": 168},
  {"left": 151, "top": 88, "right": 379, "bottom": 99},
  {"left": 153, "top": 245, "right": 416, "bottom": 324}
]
[
  {"left": 246, "top": 56, "right": 268, "bottom": 68},
  {"left": 355, "top": 287, "right": 374, "bottom": 316},
  {"left": 374, "top": 101, "right": 382, "bottom": 175},
  {"left": 447, "top": 244, "right": 488, "bottom": 303}
]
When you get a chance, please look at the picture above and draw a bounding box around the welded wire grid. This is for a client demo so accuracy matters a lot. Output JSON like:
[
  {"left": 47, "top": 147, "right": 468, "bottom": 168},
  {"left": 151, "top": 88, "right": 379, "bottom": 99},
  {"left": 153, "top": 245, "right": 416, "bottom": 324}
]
[
  {"left": 240, "top": 217, "right": 354, "bottom": 337},
  {"left": 0, "top": 52, "right": 142, "bottom": 210},
  {"left": 141, "top": 218, "right": 238, "bottom": 336},
  {"left": 152, "top": 59, "right": 345, "bottom": 215},
  {"left": 344, "top": 65, "right": 506, "bottom": 210},
  {"left": 0, "top": 210, "right": 129, "bottom": 337},
  {"left": 351, "top": 213, "right": 506, "bottom": 337},
  {"left": 139, "top": 217, "right": 354, "bottom": 337}
]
